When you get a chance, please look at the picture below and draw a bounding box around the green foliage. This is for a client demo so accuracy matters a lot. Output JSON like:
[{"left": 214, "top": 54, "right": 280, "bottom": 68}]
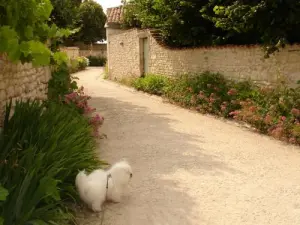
[
  {"left": 123, "top": 0, "right": 223, "bottom": 47},
  {"left": 128, "top": 72, "right": 300, "bottom": 145},
  {"left": 50, "top": 0, "right": 81, "bottom": 28},
  {"left": 0, "top": 0, "right": 73, "bottom": 65},
  {"left": 0, "top": 185, "right": 8, "bottom": 225},
  {"left": 74, "top": 0, "right": 107, "bottom": 44},
  {"left": 132, "top": 74, "right": 169, "bottom": 96},
  {"left": 0, "top": 100, "right": 102, "bottom": 224},
  {"left": 69, "top": 56, "right": 89, "bottom": 73},
  {"left": 87, "top": 55, "right": 106, "bottom": 67},
  {"left": 48, "top": 62, "right": 79, "bottom": 101},
  {"left": 201, "top": 0, "right": 300, "bottom": 57},
  {"left": 124, "top": 0, "right": 300, "bottom": 55}
]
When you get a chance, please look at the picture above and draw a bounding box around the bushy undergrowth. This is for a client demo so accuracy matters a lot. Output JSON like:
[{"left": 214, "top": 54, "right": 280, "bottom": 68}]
[
  {"left": 87, "top": 55, "right": 106, "bottom": 67},
  {"left": 132, "top": 74, "right": 169, "bottom": 96},
  {"left": 130, "top": 73, "right": 300, "bottom": 145},
  {"left": 69, "top": 56, "right": 89, "bottom": 73},
  {"left": 48, "top": 63, "right": 79, "bottom": 101},
  {"left": 0, "top": 100, "right": 104, "bottom": 225}
]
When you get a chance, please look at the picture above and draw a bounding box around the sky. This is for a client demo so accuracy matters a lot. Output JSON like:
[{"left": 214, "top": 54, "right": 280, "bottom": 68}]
[{"left": 95, "top": 0, "right": 122, "bottom": 13}]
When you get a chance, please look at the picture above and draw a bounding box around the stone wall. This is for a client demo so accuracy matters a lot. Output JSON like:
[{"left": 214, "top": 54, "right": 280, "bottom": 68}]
[
  {"left": 60, "top": 47, "right": 80, "bottom": 59},
  {"left": 61, "top": 46, "right": 107, "bottom": 59},
  {"left": 107, "top": 28, "right": 300, "bottom": 85},
  {"left": 76, "top": 42, "right": 107, "bottom": 58},
  {"left": 0, "top": 56, "right": 51, "bottom": 123},
  {"left": 107, "top": 28, "right": 142, "bottom": 79},
  {"left": 79, "top": 50, "right": 107, "bottom": 58}
]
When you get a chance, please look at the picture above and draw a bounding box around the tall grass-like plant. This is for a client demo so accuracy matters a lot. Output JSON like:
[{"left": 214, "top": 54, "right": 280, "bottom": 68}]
[{"left": 0, "top": 100, "right": 104, "bottom": 225}]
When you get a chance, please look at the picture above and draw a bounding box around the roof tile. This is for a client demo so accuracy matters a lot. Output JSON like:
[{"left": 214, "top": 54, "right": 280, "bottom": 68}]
[{"left": 106, "top": 6, "right": 123, "bottom": 25}]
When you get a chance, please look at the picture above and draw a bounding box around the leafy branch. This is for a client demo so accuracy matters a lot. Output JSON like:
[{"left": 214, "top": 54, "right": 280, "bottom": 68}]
[{"left": 0, "top": 0, "right": 77, "bottom": 66}]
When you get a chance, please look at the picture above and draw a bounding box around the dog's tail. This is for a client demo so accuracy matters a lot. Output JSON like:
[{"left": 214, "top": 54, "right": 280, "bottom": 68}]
[{"left": 75, "top": 170, "right": 88, "bottom": 196}]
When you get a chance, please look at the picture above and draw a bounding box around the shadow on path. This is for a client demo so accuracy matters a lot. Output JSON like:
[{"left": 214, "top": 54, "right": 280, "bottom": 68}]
[{"left": 76, "top": 96, "right": 240, "bottom": 225}]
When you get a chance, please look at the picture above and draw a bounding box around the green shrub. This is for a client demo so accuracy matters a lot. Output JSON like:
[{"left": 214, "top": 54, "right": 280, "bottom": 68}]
[
  {"left": 132, "top": 74, "right": 170, "bottom": 96},
  {"left": 0, "top": 100, "right": 103, "bottom": 225},
  {"left": 48, "top": 62, "right": 79, "bottom": 101},
  {"left": 69, "top": 56, "right": 89, "bottom": 73},
  {"left": 87, "top": 55, "right": 107, "bottom": 67}
]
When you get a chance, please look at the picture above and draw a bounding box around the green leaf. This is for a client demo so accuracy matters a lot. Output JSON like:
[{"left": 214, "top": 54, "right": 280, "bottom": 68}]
[
  {"left": 28, "top": 41, "right": 51, "bottom": 66},
  {"left": 20, "top": 41, "right": 31, "bottom": 57},
  {"left": 36, "top": 0, "right": 53, "bottom": 21},
  {"left": 24, "top": 26, "right": 34, "bottom": 39},
  {"left": 0, "top": 185, "right": 8, "bottom": 201},
  {"left": 0, "top": 26, "right": 19, "bottom": 53},
  {"left": 52, "top": 52, "right": 68, "bottom": 65},
  {"left": 7, "top": 38, "right": 21, "bottom": 62}
]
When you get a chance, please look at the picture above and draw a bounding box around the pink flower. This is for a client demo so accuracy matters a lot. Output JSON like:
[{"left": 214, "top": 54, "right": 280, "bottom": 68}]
[
  {"left": 227, "top": 88, "right": 237, "bottom": 96},
  {"left": 65, "top": 92, "right": 78, "bottom": 100},
  {"left": 222, "top": 101, "right": 228, "bottom": 106},
  {"left": 289, "top": 137, "right": 296, "bottom": 144},
  {"left": 264, "top": 115, "right": 272, "bottom": 124},
  {"left": 291, "top": 108, "right": 300, "bottom": 117},
  {"left": 229, "top": 110, "right": 239, "bottom": 116},
  {"left": 270, "top": 126, "right": 284, "bottom": 138},
  {"left": 249, "top": 106, "right": 257, "bottom": 112},
  {"left": 187, "top": 87, "right": 193, "bottom": 92},
  {"left": 281, "top": 116, "right": 287, "bottom": 121},
  {"left": 198, "top": 91, "right": 205, "bottom": 99}
]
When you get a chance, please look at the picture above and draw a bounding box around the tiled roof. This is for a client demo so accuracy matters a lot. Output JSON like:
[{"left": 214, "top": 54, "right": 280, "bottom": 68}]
[{"left": 106, "top": 6, "right": 123, "bottom": 25}]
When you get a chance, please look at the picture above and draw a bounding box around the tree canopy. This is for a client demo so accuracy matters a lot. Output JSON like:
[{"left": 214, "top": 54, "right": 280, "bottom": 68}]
[
  {"left": 74, "top": 0, "right": 107, "bottom": 44},
  {"left": 50, "top": 0, "right": 106, "bottom": 44},
  {"left": 123, "top": 0, "right": 300, "bottom": 56},
  {"left": 50, "top": 0, "right": 81, "bottom": 28}
]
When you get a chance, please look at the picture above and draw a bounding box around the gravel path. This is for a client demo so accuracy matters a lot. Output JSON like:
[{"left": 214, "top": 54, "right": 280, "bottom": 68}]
[{"left": 76, "top": 67, "right": 300, "bottom": 225}]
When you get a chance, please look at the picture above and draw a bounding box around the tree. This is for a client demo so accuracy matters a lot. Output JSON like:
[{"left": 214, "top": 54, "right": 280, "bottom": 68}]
[
  {"left": 123, "top": 0, "right": 232, "bottom": 47},
  {"left": 75, "top": 0, "right": 106, "bottom": 44},
  {"left": 50, "top": 0, "right": 81, "bottom": 28},
  {"left": 201, "top": 0, "right": 300, "bottom": 56}
]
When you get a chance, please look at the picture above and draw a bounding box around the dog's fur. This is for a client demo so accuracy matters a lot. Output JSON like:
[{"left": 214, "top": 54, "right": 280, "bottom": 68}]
[{"left": 75, "top": 160, "right": 132, "bottom": 212}]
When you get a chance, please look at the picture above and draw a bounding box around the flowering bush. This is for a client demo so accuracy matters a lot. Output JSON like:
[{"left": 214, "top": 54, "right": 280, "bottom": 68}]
[
  {"left": 63, "top": 86, "right": 104, "bottom": 137},
  {"left": 130, "top": 73, "right": 300, "bottom": 145}
]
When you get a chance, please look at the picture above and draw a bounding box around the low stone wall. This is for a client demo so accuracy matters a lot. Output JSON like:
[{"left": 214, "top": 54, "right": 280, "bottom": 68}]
[
  {"left": 61, "top": 45, "right": 107, "bottom": 59},
  {"left": 0, "top": 56, "right": 51, "bottom": 123},
  {"left": 79, "top": 50, "right": 107, "bottom": 58},
  {"left": 60, "top": 47, "right": 80, "bottom": 59}
]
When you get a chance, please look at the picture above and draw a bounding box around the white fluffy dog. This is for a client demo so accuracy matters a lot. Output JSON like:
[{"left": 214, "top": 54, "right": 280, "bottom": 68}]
[{"left": 75, "top": 160, "right": 133, "bottom": 212}]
